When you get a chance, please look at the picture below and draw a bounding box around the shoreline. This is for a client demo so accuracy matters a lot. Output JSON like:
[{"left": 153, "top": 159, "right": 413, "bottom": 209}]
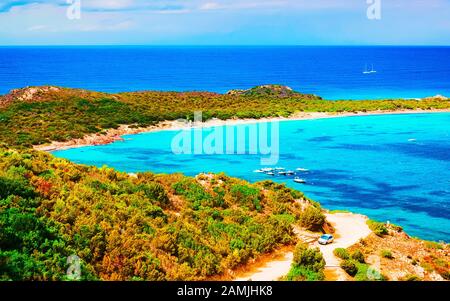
[{"left": 33, "top": 108, "right": 450, "bottom": 152}]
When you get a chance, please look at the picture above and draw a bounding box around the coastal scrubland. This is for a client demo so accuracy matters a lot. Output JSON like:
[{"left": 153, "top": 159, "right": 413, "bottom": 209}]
[
  {"left": 1, "top": 85, "right": 449, "bottom": 148},
  {"left": 0, "top": 147, "right": 330, "bottom": 280},
  {"left": 336, "top": 223, "right": 449, "bottom": 281},
  {"left": 0, "top": 85, "right": 449, "bottom": 281}
]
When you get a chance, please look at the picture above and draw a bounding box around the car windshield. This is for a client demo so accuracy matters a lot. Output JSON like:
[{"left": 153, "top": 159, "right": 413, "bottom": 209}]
[{"left": 320, "top": 235, "right": 331, "bottom": 239}]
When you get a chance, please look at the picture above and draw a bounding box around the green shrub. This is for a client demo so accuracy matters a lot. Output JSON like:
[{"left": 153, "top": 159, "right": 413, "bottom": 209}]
[
  {"left": 299, "top": 206, "right": 325, "bottom": 231},
  {"left": 380, "top": 249, "right": 393, "bottom": 259},
  {"left": 0, "top": 177, "right": 36, "bottom": 199},
  {"left": 341, "top": 260, "right": 357, "bottom": 276},
  {"left": 286, "top": 265, "right": 324, "bottom": 281},
  {"left": 425, "top": 241, "right": 443, "bottom": 250},
  {"left": 351, "top": 250, "right": 365, "bottom": 263},
  {"left": 230, "top": 184, "right": 261, "bottom": 211},
  {"left": 285, "top": 242, "right": 325, "bottom": 281},
  {"left": 402, "top": 274, "right": 421, "bottom": 281},
  {"left": 292, "top": 243, "right": 325, "bottom": 273},
  {"left": 141, "top": 182, "right": 170, "bottom": 207},
  {"left": 333, "top": 248, "right": 349, "bottom": 260},
  {"left": 367, "top": 220, "right": 388, "bottom": 236},
  {"left": 440, "top": 271, "right": 450, "bottom": 280},
  {"left": 389, "top": 224, "right": 403, "bottom": 232}
]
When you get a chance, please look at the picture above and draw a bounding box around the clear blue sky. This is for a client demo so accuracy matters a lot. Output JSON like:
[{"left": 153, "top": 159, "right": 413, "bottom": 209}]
[{"left": 1, "top": 0, "right": 449, "bottom": 45}]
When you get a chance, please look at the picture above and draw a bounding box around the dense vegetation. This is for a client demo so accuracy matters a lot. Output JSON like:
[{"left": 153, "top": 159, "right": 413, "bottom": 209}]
[
  {"left": 0, "top": 85, "right": 448, "bottom": 148},
  {"left": 285, "top": 242, "right": 325, "bottom": 281},
  {"left": 0, "top": 147, "right": 329, "bottom": 280}
]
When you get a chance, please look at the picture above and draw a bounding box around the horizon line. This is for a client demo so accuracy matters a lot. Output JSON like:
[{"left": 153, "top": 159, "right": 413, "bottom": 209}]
[{"left": 1, "top": 44, "right": 450, "bottom": 47}]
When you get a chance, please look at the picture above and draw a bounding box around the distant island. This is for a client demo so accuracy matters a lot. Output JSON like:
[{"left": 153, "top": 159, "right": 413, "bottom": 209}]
[
  {"left": 0, "top": 85, "right": 449, "bottom": 281},
  {"left": 1, "top": 84, "right": 449, "bottom": 150}
]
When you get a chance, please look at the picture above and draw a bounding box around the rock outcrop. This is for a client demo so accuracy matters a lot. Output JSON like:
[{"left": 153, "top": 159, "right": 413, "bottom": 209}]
[{"left": 227, "top": 84, "right": 321, "bottom": 99}]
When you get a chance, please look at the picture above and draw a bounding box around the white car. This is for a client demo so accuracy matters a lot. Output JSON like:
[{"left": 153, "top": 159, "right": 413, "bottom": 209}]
[{"left": 318, "top": 234, "right": 334, "bottom": 245}]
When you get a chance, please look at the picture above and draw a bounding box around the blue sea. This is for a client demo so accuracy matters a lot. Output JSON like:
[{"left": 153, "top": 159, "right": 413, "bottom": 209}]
[
  {"left": 53, "top": 113, "right": 450, "bottom": 242},
  {"left": 1, "top": 46, "right": 450, "bottom": 99}
]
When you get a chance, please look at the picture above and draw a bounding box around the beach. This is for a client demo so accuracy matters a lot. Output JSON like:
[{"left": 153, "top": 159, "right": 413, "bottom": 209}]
[{"left": 33, "top": 108, "right": 450, "bottom": 152}]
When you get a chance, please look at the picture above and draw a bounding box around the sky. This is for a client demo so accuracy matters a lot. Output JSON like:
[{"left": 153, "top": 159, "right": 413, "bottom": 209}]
[{"left": 0, "top": 0, "right": 449, "bottom": 45}]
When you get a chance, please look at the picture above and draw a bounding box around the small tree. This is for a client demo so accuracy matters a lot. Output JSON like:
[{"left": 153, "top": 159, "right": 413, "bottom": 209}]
[
  {"left": 286, "top": 242, "right": 326, "bottom": 281},
  {"left": 293, "top": 243, "right": 326, "bottom": 273},
  {"left": 299, "top": 206, "right": 325, "bottom": 231}
]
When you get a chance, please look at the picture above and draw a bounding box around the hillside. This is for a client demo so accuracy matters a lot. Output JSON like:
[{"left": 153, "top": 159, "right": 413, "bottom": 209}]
[
  {"left": 339, "top": 222, "right": 449, "bottom": 281},
  {"left": 0, "top": 86, "right": 449, "bottom": 148},
  {"left": 0, "top": 147, "right": 331, "bottom": 280}
]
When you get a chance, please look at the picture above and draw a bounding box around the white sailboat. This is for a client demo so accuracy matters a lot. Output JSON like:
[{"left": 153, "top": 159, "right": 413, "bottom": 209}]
[{"left": 363, "top": 63, "right": 377, "bottom": 74}]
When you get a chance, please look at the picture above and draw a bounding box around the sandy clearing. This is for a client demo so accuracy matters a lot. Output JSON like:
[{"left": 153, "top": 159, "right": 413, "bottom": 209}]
[
  {"left": 234, "top": 252, "right": 294, "bottom": 281},
  {"left": 318, "top": 213, "right": 372, "bottom": 280},
  {"left": 318, "top": 213, "right": 372, "bottom": 267},
  {"left": 233, "top": 212, "right": 372, "bottom": 281}
]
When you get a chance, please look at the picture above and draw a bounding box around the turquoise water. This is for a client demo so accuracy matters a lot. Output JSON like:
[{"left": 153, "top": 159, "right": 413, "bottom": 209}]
[{"left": 53, "top": 113, "right": 450, "bottom": 242}]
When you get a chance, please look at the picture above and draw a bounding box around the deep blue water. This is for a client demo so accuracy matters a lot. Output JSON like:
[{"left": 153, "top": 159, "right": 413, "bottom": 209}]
[
  {"left": 53, "top": 113, "right": 450, "bottom": 242},
  {"left": 1, "top": 46, "right": 450, "bottom": 99}
]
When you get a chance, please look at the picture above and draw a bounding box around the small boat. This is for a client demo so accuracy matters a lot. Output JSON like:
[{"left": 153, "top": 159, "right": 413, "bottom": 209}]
[
  {"left": 266, "top": 172, "right": 275, "bottom": 176},
  {"left": 253, "top": 169, "right": 264, "bottom": 173},
  {"left": 286, "top": 170, "right": 295, "bottom": 175},
  {"left": 363, "top": 63, "right": 377, "bottom": 74},
  {"left": 296, "top": 168, "right": 309, "bottom": 172},
  {"left": 261, "top": 167, "right": 274, "bottom": 172},
  {"left": 274, "top": 167, "right": 285, "bottom": 171},
  {"left": 363, "top": 64, "right": 371, "bottom": 74},
  {"left": 278, "top": 171, "right": 287, "bottom": 175},
  {"left": 294, "top": 177, "right": 306, "bottom": 183}
]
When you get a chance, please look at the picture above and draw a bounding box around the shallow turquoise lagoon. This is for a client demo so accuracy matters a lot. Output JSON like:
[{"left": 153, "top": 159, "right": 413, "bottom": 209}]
[{"left": 53, "top": 113, "right": 450, "bottom": 242}]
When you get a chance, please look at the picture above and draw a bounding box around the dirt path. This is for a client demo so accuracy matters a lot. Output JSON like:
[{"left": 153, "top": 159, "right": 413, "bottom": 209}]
[
  {"left": 234, "top": 252, "right": 294, "bottom": 281},
  {"left": 234, "top": 212, "right": 372, "bottom": 281},
  {"left": 318, "top": 213, "right": 372, "bottom": 280}
]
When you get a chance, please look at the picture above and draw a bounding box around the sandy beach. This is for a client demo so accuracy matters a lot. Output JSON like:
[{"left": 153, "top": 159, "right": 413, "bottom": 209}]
[{"left": 33, "top": 108, "right": 450, "bottom": 152}]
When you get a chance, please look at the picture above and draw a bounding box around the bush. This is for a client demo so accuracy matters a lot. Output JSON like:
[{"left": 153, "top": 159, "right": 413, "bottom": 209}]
[
  {"left": 440, "top": 271, "right": 450, "bottom": 280},
  {"left": 333, "top": 248, "right": 349, "bottom": 260},
  {"left": 299, "top": 206, "right": 326, "bottom": 231},
  {"left": 351, "top": 250, "right": 365, "bottom": 263},
  {"left": 341, "top": 260, "right": 357, "bottom": 276},
  {"left": 367, "top": 220, "right": 388, "bottom": 236},
  {"left": 402, "top": 274, "right": 421, "bottom": 281},
  {"left": 286, "top": 265, "right": 324, "bottom": 281},
  {"left": 286, "top": 243, "right": 325, "bottom": 281},
  {"left": 292, "top": 243, "right": 325, "bottom": 273},
  {"left": 424, "top": 241, "right": 443, "bottom": 250},
  {"left": 389, "top": 224, "right": 403, "bottom": 232},
  {"left": 0, "top": 177, "right": 36, "bottom": 199},
  {"left": 141, "top": 182, "right": 170, "bottom": 207},
  {"left": 230, "top": 184, "right": 261, "bottom": 211},
  {"left": 380, "top": 249, "right": 393, "bottom": 259}
]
